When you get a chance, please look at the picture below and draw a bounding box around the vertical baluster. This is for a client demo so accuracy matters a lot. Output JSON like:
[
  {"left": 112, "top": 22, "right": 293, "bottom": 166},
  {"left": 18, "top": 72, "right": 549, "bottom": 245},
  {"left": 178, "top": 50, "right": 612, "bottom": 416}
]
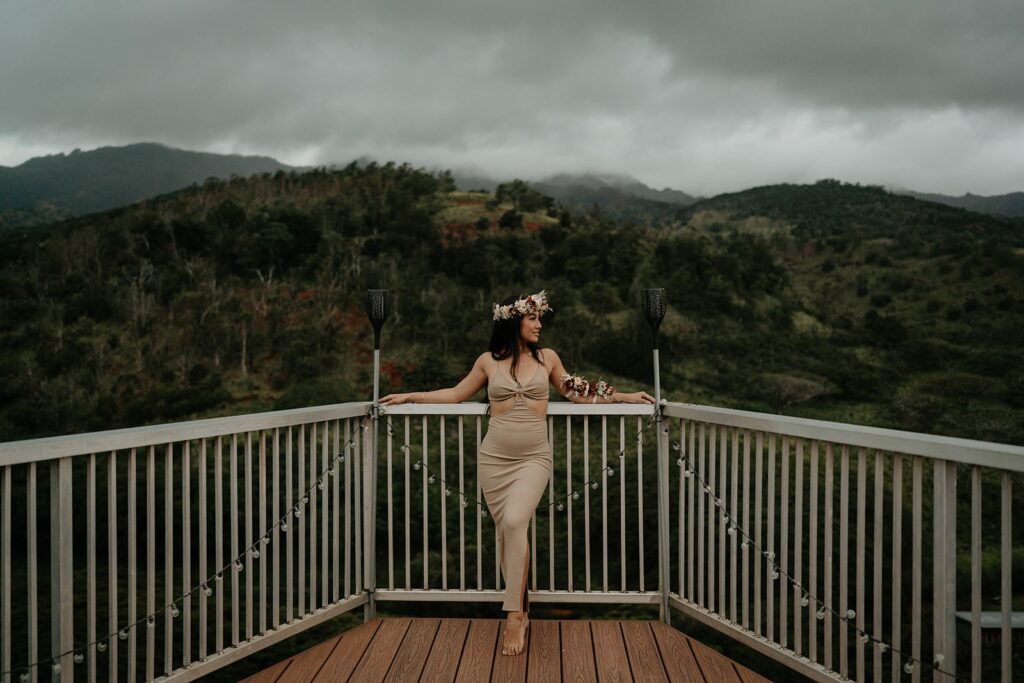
[
  {"left": 52, "top": 458, "right": 74, "bottom": 683},
  {"left": 718, "top": 427, "right": 727, "bottom": 614},
  {"left": 199, "top": 441, "right": 208, "bottom": 659},
  {"left": 243, "top": 436, "right": 253, "bottom": 638},
  {"left": 566, "top": 415, "right": 573, "bottom": 592},
  {"left": 932, "top": 460, "right": 957, "bottom": 677},
  {"left": 164, "top": 443, "right": 173, "bottom": 674},
  {"left": 297, "top": 426, "right": 305, "bottom": 615},
  {"left": 1001, "top": 472, "right": 1012, "bottom": 680},
  {"left": 258, "top": 432, "right": 266, "bottom": 633},
  {"left": 809, "top": 441, "right": 819, "bottom": 664},
  {"left": 970, "top": 466, "right": 981, "bottom": 683},
  {"left": 387, "top": 417, "right": 394, "bottom": 592},
  {"left": 88, "top": 454, "right": 97, "bottom": 682},
  {"left": 691, "top": 424, "right": 699, "bottom": 604},
  {"left": 855, "top": 447, "right": 866, "bottom": 681},
  {"left": 794, "top": 438, "right": 804, "bottom": 657},
  {"left": 343, "top": 420, "right": 350, "bottom": 599},
  {"left": 741, "top": 429, "right": 749, "bottom": 626},
  {"left": 458, "top": 416, "right": 466, "bottom": 591},
  {"left": 182, "top": 442, "right": 191, "bottom": 667},
  {"left": 215, "top": 438, "right": 223, "bottom": 653},
  {"left": 441, "top": 416, "right": 448, "bottom": 591},
  {"left": 730, "top": 427, "right": 739, "bottom": 623},
  {"left": 107, "top": 455, "right": 117, "bottom": 681},
  {"left": 912, "top": 456, "right": 922, "bottom": 683},
  {"left": 708, "top": 424, "right": 717, "bottom": 611},
  {"left": 272, "top": 429, "right": 280, "bottom": 626},
  {"left": 766, "top": 434, "right": 776, "bottom": 643},
  {"left": 421, "top": 416, "right": 428, "bottom": 589},
  {"left": 780, "top": 436, "right": 788, "bottom": 648},
  {"left": 754, "top": 431, "right": 764, "bottom": 635},
  {"left": 890, "top": 454, "right": 902, "bottom": 682},
  {"left": 676, "top": 419, "right": 684, "bottom": 598},
  {"left": 824, "top": 443, "right": 833, "bottom": 671},
  {"left": 230, "top": 435, "right": 239, "bottom": 644},
  {"left": 603, "top": 416, "right": 609, "bottom": 593},
  {"left": 407, "top": 416, "right": 413, "bottom": 592},
  {"left": 584, "top": 415, "right": 591, "bottom": 592},
  {"left": 354, "top": 421, "right": 362, "bottom": 592},
  {"left": 697, "top": 423, "right": 706, "bottom": 606},
  {"left": 838, "top": 444, "right": 849, "bottom": 679},
  {"left": 308, "top": 424, "right": 316, "bottom": 613},
  {"left": 2, "top": 466, "right": 10, "bottom": 683},
  {"left": 129, "top": 448, "right": 138, "bottom": 683},
  {"left": 333, "top": 421, "right": 340, "bottom": 602},
  {"left": 550, "top": 417, "right": 555, "bottom": 590},
  {"left": 146, "top": 446, "right": 156, "bottom": 681},
  {"left": 475, "top": 417, "right": 482, "bottom": 591},
  {"left": 619, "top": 417, "right": 625, "bottom": 592},
  {"left": 637, "top": 416, "right": 644, "bottom": 592},
  {"left": 322, "top": 423, "right": 329, "bottom": 605},
  {"left": 286, "top": 428, "right": 293, "bottom": 622}
]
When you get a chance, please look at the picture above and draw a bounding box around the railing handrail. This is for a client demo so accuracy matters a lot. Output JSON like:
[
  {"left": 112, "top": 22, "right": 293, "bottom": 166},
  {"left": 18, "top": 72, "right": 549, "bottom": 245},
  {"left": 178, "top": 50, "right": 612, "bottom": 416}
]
[
  {"left": 380, "top": 402, "right": 656, "bottom": 416},
  {"left": 665, "top": 402, "right": 1024, "bottom": 473},
  {"left": 0, "top": 401, "right": 371, "bottom": 466}
]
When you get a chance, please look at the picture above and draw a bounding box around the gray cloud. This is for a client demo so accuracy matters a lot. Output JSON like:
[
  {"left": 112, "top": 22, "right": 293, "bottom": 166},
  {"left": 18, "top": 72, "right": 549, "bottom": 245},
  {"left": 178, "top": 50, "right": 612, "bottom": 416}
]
[{"left": 1, "top": 0, "right": 1022, "bottom": 195}]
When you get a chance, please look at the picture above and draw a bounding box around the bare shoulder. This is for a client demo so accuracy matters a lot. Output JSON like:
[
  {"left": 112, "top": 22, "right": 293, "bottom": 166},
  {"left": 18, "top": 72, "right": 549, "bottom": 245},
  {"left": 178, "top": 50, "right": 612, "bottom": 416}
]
[
  {"left": 474, "top": 351, "right": 493, "bottom": 372},
  {"left": 540, "top": 347, "right": 562, "bottom": 364}
]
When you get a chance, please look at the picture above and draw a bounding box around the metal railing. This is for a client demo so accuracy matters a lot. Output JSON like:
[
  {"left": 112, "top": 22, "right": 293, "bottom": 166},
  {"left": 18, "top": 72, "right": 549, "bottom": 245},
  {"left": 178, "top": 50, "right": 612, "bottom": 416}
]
[{"left": 1, "top": 399, "right": 1021, "bottom": 681}]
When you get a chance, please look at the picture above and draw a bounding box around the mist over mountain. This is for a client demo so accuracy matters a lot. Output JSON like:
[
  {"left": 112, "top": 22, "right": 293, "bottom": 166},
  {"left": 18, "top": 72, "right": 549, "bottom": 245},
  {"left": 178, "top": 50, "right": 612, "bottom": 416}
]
[
  {"left": 0, "top": 142, "right": 291, "bottom": 227},
  {"left": 896, "top": 189, "right": 1024, "bottom": 218}
]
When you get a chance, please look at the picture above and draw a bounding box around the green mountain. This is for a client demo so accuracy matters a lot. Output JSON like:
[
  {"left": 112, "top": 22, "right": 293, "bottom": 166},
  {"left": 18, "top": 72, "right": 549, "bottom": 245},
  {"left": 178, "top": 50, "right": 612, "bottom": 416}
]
[
  {"left": 899, "top": 189, "right": 1024, "bottom": 218},
  {"left": 1, "top": 170, "right": 1021, "bottom": 447},
  {"left": 0, "top": 142, "right": 291, "bottom": 228}
]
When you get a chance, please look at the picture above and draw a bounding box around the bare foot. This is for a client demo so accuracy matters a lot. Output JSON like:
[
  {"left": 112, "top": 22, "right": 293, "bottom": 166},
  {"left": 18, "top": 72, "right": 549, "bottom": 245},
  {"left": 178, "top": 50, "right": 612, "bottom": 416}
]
[{"left": 501, "top": 611, "right": 529, "bottom": 656}]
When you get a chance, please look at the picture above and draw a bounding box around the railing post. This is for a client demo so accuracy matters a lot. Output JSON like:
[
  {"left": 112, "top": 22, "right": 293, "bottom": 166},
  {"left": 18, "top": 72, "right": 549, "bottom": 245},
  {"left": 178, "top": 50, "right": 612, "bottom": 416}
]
[
  {"left": 50, "top": 457, "right": 73, "bottom": 682},
  {"left": 641, "top": 288, "right": 670, "bottom": 625},
  {"left": 364, "top": 289, "right": 389, "bottom": 620},
  {"left": 932, "top": 459, "right": 957, "bottom": 680}
]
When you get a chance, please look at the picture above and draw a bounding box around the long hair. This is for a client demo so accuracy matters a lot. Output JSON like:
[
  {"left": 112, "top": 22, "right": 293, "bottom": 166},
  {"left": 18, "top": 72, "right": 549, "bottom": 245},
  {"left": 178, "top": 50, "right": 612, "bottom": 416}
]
[{"left": 488, "top": 294, "right": 545, "bottom": 383}]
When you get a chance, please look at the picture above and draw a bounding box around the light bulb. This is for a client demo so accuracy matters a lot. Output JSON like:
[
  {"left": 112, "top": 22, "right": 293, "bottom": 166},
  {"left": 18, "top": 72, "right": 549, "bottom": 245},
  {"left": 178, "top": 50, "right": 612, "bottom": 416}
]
[
  {"left": 74, "top": 653, "right": 84, "bottom": 664},
  {"left": 846, "top": 609, "right": 856, "bottom": 620},
  {"left": 170, "top": 605, "right": 180, "bottom": 618},
  {"left": 293, "top": 507, "right": 302, "bottom": 519},
  {"left": 413, "top": 461, "right": 421, "bottom": 471},
  {"left": 771, "top": 570, "right": 780, "bottom": 580},
  {"left": 203, "top": 584, "right": 213, "bottom": 597},
  {"left": 251, "top": 548, "right": 260, "bottom": 559},
  {"left": 480, "top": 509, "right": 488, "bottom": 518},
  {"left": 234, "top": 560, "right": 244, "bottom": 572},
  {"left": 20, "top": 672, "right": 30, "bottom": 682},
  {"left": 317, "top": 480, "right": 325, "bottom": 490},
  {"left": 878, "top": 643, "right": 888, "bottom": 653},
  {"left": 572, "top": 491, "right": 580, "bottom": 501},
  {"left": 590, "top": 481, "right": 598, "bottom": 490},
  {"left": 97, "top": 641, "right": 108, "bottom": 653},
  {"left": 301, "top": 495, "right": 309, "bottom": 505},
  {"left": 556, "top": 502, "right": 564, "bottom": 511},
  {"left": 281, "top": 522, "right": 289, "bottom": 532},
  {"left": 52, "top": 662, "right": 62, "bottom": 674},
  {"left": 147, "top": 616, "right": 155, "bottom": 628},
  {"left": 903, "top": 661, "right": 914, "bottom": 674},
  {"left": 801, "top": 595, "right": 810, "bottom": 607},
  {"left": 816, "top": 609, "right": 826, "bottom": 620},
  {"left": 607, "top": 468, "right": 615, "bottom": 477},
  {"left": 118, "top": 629, "right": 129, "bottom": 640},
  {"left": 676, "top": 458, "right": 684, "bottom": 467},
  {"left": 428, "top": 474, "right": 436, "bottom": 484}
]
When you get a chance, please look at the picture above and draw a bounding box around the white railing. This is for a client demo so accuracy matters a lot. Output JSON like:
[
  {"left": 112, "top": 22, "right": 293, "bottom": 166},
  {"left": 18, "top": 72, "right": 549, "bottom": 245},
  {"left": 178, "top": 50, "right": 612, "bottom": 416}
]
[
  {"left": 0, "top": 402, "right": 372, "bottom": 682},
  {"left": 1, "top": 399, "right": 1021, "bottom": 682},
  {"left": 664, "top": 403, "right": 1023, "bottom": 683}
]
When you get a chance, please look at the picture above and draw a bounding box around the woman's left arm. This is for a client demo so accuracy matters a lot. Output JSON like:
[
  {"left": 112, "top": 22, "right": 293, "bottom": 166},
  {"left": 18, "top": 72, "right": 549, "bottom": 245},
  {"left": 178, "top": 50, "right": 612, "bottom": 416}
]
[{"left": 544, "top": 348, "right": 655, "bottom": 404}]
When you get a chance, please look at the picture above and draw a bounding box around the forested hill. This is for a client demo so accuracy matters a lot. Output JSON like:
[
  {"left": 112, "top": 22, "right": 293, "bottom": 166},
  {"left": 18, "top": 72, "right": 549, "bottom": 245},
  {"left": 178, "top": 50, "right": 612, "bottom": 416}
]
[
  {"left": 900, "top": 189, "right": 1024, "bottom": 218},
  {"left": 0, "top": 142, "right": 291, "bottom": 228},
  {"left": 0, "top": 167, "right": 1021, "bottom": 446}
]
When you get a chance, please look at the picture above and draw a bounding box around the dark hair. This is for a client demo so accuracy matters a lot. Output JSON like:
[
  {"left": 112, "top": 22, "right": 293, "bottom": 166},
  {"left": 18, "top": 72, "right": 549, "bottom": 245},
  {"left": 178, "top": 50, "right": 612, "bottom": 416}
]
[{"left": 488, "top": 294, "right": 545, "bottom": 383}]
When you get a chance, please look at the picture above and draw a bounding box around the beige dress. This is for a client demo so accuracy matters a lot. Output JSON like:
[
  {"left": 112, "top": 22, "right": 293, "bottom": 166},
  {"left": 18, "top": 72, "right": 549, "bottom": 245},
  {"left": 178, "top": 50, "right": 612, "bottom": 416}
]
[{"left": 478, "top": 360, "right": 553, "bottom": 611}]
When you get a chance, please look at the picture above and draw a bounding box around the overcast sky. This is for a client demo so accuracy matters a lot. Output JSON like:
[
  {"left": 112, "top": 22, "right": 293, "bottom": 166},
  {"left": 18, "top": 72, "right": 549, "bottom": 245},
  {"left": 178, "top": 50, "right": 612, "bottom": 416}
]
[{"left": 2, "top": 0, "right": 1022, "bottom": 196}]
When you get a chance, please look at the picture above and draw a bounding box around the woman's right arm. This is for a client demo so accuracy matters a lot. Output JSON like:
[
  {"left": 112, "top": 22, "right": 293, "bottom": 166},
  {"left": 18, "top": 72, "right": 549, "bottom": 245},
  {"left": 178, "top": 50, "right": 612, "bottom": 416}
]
[{"left": 379, "top": 352, "right": 490, "bottom": 405}]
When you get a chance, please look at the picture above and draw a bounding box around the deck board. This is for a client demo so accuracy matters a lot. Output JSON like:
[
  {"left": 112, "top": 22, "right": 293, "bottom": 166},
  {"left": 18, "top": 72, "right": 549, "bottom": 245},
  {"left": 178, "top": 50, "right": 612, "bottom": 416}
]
[
  {"left": 651, "top": 622, "right": 705, "bottom": 683},
  {"left": 622, "top": 621, "right": 669, "bottom": 681},
  {"left": 384, "top": 618, "right": 440, "bottom": 682},
  {"left": 420, "top": 619, "right": 471, "bottom": 683},
  {"left": 591, "top": 621, "right": 632, "bottom": 682},
  {"left": 560, "top": 620, "right": 597, "bottom": 682},
  {"left": 687, "top": 637, "right": 743, "bottom": 683},
  {"left": 311, "top": 618, "right": 381, "bottom": 683},
  {"left": 526, "top": 617, "right": 560, "bottom": 683},
  {"left": 250, "top": 617, "right": 779, "bottom": 683},
  {"left": 455, "top": 619, "right": 499, "bottom": 682},
  {"left": 348, "top": 618, "right": 410, "bottom": 682},
  {"left": 490, "top": 618, "right": 528, "bottom": 682}
]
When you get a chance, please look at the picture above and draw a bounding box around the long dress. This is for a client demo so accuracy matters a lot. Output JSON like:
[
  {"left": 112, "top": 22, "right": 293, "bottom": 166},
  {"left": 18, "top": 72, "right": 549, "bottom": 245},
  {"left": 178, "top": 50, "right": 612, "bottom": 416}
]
[{"left": 478, "top": 361, "right": 552, "bottom": 611}]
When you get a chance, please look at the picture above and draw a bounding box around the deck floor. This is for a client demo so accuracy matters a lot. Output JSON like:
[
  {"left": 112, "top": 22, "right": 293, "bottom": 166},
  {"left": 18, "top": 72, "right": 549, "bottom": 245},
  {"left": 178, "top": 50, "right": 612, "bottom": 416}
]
[{"left": 241, "top": 617, "right": 772, "bottom": 682}]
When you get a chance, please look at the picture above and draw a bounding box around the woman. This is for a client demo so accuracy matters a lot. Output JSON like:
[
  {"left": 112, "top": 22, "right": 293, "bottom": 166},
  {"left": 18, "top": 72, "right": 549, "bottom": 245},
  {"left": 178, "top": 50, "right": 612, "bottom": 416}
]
[{"left": 379, "top": 290, "right": 655, "bottom": 656}]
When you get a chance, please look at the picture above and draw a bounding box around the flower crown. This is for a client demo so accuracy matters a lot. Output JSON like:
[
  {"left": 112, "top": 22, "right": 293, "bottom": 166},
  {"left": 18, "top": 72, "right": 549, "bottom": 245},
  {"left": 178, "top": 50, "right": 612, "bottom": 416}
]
[{"left": 492, "top": 289, "right": 553, "bottom": 321}]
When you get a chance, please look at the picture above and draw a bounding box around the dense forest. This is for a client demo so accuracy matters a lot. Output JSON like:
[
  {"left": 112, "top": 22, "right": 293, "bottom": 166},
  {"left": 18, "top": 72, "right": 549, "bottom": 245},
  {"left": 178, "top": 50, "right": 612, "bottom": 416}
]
[{"left": 1, "top": 164, "right": 1021, "bottom": 445}]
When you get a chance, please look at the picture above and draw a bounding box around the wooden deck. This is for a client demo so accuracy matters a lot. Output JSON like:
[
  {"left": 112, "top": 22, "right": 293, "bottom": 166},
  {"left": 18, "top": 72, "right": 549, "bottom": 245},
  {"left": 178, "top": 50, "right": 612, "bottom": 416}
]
[{"left": 240, "top": 618, "right": 772, "bottom": 682}]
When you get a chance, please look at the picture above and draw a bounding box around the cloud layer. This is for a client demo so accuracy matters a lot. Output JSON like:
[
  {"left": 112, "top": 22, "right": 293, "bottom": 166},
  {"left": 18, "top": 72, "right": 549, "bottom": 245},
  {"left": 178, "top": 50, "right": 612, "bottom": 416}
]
[{"left": 2, "top": 0, "right": 1022, "bottom": 195}]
